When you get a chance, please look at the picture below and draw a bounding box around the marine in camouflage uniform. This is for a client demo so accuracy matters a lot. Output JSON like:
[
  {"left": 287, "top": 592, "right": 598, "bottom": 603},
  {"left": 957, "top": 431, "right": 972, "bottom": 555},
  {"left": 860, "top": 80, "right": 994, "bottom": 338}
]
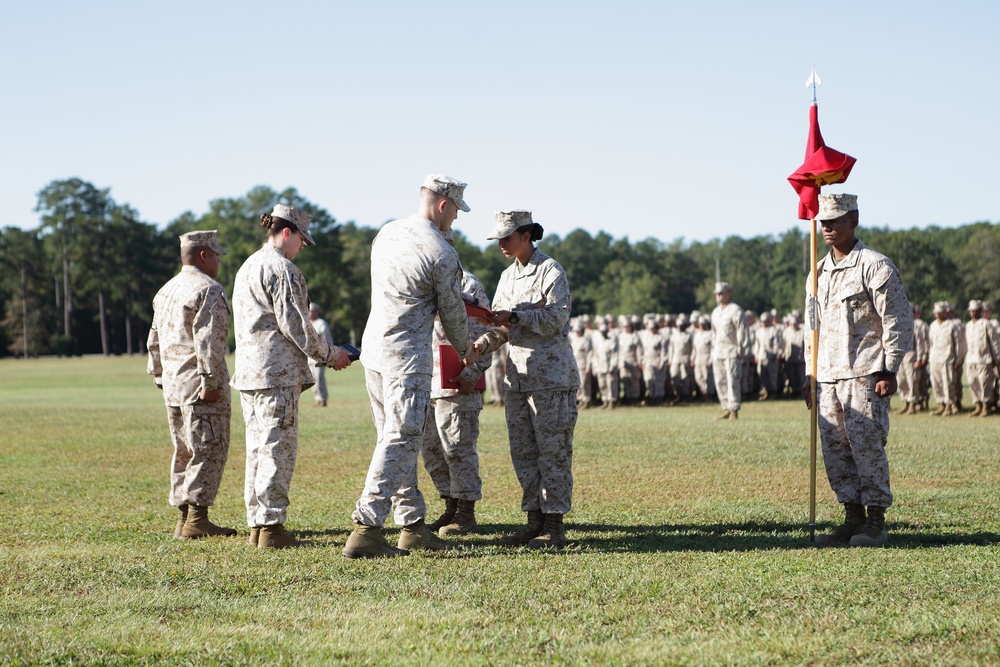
[
  {"left": 711, "top": 282, "right": 750, "bottom": 419},
  {"left": 692, "top": 315, "right": 714, "bottom": 401},
  {"left": 148, "top": 230, "right": 236, "bottom": 540},
  {"left": 949, "top": 304, "right": 967, "bottom": 412},
  {"left": 308, "top": 303, "right": 335, "bottom": 407},
  {"left": 928, "top": 301, "right": 964, "bottom": 415},
  {"left": 232, "top": 206, "right": 349, "bottom": 549},
  {"left": 804, "top": 195, "right": 913, "bottom": 548},
  {"left": 475, "top": 210, "right": 579, "bottom": 549},
  {"left": 782, "top": 312, "right": 805, "bottom": 399},
  {"left": 591, "top": 321, "right": 620, "bottom": 409},
  {"left": 754, "top": 311, "right": 783, "bottom": 400},
  {"left": 421, "top": 263, "right": 493, "bottom": 536},
  {"left": 345, "top": 175, "right": 474, "bottom": 559},
  {"left": 617, "top": 316, "right": 643, "bottom": 405},
  {"left": 964, "top": 300, "right": 999, "bottom": 416},
  {"left": 570, "top": 321, "right": 594, "bottom": 408},
  {"left": 896, "top": 304, "right": 928, "bottom": 414},
  {"left": 640, "top": 316, "right": 669, "bottom": 405},
  {"left": 911, "top": 306, "right": 931, "bottom": 411},
  {"left": 669, "top": 314, "right": 695, "bottom": 402}
]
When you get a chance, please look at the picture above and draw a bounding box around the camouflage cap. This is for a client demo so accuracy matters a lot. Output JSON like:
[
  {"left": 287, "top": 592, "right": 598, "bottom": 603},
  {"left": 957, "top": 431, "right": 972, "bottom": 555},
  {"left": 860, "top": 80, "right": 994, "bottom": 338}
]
[
  {"left": 422, "top": 174, "right": 470, "bottom": 213},
  {"left": 968, "top": 299, "right": 982, "bottom": 311},
  {"left": 309, "top": 303, "right": 321, "bottom": 312},
  {"left": 984, "top": 301, "right": 993, "bottom": 312},
  {"left": 180, "top": 230, "right": 227, "bottom": 255},
  {"left": 271, "top": 204, "right": 315, "bottom": 246},
  {"left": 933, "top": 301, "right": 948, "bottom": 314},
  {"left": 487, "top": 210, "right": 534, "bottom": 240},
  {"left": 714, "top": 281, "right": 732, "bottom": 294},
  {"left": 816, "top": 194, "right": 858, "bottom": 221}
]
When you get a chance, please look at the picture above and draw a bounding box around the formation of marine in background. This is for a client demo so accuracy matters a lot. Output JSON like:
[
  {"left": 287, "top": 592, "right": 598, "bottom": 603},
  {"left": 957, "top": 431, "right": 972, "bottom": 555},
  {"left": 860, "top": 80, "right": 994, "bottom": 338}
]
[{"left": 478, "top": 303, "right": 1000, "bottom": 416}]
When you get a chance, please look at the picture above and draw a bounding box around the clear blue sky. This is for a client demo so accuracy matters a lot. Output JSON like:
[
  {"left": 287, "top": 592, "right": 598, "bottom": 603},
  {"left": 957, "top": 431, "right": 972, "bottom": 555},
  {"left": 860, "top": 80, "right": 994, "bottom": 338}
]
[{"left": 3, "top": 1, "right": 997, "bottom": 247}]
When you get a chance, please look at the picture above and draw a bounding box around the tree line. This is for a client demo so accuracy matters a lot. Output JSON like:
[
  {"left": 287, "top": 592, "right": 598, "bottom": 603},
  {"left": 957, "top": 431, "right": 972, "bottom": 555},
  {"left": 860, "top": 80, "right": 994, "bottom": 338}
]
[{"left": 2, "top": 178, "right": 997, "bottom": 357}]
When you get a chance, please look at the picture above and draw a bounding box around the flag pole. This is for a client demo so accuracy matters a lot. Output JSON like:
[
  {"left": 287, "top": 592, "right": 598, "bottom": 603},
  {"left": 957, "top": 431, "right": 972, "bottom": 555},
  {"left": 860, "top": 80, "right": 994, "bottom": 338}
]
[{"left": 808, "top": 218, "right": 819, "bottom": 542}]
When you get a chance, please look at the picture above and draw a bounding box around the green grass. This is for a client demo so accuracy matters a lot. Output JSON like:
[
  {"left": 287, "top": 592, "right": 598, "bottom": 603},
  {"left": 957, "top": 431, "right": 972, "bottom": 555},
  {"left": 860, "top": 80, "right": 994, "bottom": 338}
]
[{"left": 1, "top": 356, "right": 998, "bottom": 666}]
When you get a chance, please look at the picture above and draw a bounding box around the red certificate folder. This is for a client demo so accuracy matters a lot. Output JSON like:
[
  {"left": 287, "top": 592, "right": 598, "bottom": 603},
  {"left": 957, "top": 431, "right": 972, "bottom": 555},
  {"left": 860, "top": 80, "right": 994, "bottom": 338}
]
[
  {"left": 463, "top": 299, "right": 494, "bottom": 321},
  {"left": 439, "top": 344, "right": 486, "bottom": 390}
]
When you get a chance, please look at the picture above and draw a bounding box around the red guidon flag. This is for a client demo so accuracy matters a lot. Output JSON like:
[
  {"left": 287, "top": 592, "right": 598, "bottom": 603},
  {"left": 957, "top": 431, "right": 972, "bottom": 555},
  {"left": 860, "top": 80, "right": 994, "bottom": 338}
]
[{"left": 788, "top": 103, "right": 856, "bottom": 220}]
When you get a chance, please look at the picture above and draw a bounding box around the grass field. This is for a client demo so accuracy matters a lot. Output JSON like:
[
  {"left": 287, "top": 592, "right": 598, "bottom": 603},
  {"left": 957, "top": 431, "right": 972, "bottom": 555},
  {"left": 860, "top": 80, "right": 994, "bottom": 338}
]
[{"left": 1, "top": 356, "right": 998, "bottom": 666}]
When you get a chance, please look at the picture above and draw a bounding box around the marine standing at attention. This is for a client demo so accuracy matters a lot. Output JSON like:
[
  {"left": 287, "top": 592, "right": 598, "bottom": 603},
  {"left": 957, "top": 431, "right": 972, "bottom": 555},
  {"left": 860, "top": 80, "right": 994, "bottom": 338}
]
[
  {"left": 803, "top": 194, "right": 912, "bottom": 548},
  {"left": 148, "top": 230, "right": 237, "bottom": 540}
]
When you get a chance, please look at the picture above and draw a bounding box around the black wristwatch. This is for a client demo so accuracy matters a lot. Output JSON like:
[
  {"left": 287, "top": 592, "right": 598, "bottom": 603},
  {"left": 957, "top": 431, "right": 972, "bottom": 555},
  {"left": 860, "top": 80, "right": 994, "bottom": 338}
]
[{"left": 509, "top": 312, "right": 520, "bottom": 324}]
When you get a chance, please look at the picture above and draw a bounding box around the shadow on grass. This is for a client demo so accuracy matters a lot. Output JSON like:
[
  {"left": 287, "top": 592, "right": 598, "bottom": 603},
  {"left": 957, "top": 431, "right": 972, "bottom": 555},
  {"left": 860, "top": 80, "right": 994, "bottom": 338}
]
[
  {"left": 543, "top": 520, "right": 1000, "bottom": 553},
  {"left": 287, "top": 521, "right": 1000, "bottom": 555}
]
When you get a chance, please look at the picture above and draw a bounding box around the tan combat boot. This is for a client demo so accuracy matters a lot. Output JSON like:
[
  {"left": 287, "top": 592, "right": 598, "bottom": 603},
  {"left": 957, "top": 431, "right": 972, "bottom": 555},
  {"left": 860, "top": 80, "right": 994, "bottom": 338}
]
[
  {"left": 499, "top": 510, "right": 545, "bottom": 546},
  {"left": 850, "top": 506, "right": 888, "bottom": 547},
  {"left": 946, "top": 403, "right": 959, "bottom": 416},
  {"left": 528, "top": 514, "right": 566, "bottom": 549},
  {"left": 427, "top": 497, "right": 458, "bottom": 532},
  {"left": 398, "top": 520, "right": 450, "bottom": 551},
  {"left": 905, "top": 402, "right": 918, "bottom": 414},
  {"left": 717, "top": 410, "right": 731, "bottom": 420},
  {"left": 931, "top": 405, "right": 946, "bottom": 416},
  {"left": 258, "top": 523, "right": 308, "bottom": 549},
  {"left": 815, "top": 502, "right": 866, "bottom": 547},
  {"left": 343, "top": 523, "right": 409, "bottom": 559},
  {"left": 179, "top": 505, "right": 238, "bottom": 539},
  {"left": 173, "top": 504, "right": 188, "bottom": 539},
  {"left": 439, "top": 500, "right": 477, "bottom": 537},
  {"left": 969, "top": 402, "right": 983, "bottom": 417},
  {"left": 728, "top": 409, "right": 739, "bottom": 420},
  {"left": 248, "top": 527, "right": 260, "bottom": 546},
  {"left": 895, "top": 402, "right": 910, "bottom": 415}
]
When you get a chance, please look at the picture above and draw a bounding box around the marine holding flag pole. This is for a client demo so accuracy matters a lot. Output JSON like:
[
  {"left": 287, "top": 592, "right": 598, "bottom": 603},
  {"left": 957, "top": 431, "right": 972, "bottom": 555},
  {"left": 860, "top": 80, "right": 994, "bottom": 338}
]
[{"left": 787, "top": 67, "right": 856, "bottom": 542}]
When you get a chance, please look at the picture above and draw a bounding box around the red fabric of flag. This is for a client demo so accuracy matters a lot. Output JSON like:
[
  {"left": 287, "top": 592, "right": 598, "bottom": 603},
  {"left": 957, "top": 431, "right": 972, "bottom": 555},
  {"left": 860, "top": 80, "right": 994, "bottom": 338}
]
[{"left": 788, "top": 104, "right": 856, "bottom": 220}]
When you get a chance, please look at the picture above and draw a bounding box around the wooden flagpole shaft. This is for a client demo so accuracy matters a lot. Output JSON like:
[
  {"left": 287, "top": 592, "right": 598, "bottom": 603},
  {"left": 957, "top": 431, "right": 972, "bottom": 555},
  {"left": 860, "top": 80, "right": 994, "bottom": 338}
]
[{"left": 809, "top": 218, "right": 819, "bottom": 541}]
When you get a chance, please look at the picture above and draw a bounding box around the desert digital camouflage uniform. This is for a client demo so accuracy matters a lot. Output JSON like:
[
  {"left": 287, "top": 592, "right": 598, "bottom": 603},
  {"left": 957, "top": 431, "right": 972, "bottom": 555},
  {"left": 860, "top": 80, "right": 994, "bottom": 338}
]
[
  {"left": 485, "top": 342, "right": 508, "bottom": 406},
  {"left": 669, "top": 319, "right": 694, "bottom": 400},
  {"left": 592, "top": 325, "right": 620, "bottom": 408},
  {"left": 950, "top": 313, "right": 967, "bottom": 408},
  {"left": 475, "top": 248, "right": 579, "bottom": 516},
  {"left": 897, "top": 307, "right": 928, "bottom": 408},
  {"left": 783, "top": 317, "right": 805, "bottom": 399},
  {"left": 692, "top": 318, "right": 714, "bottom": 398},
  {"left": 711, "top": 301, "right": 750, "bottom": 413},
  {"left": 964, "top": 308, "right": 999, "bottom": 408},
  {"left": 804, "top": 240, "right": 912, "bottom": 509},
  {"left": 639, "top": 320, "right": 669, "bottom": 403},
  {"left": 929, "top": 311, "right": 964, "bottom": 408},
  {"left": 617, "top": 319, "right": 643, "bottom": 403},
  {"left": 912, "top": 315, "right": 930, "bottom": 407},
  {"left": 420, "top": 269, "right": 492, "bottom": 503},
  {"left": 570, "top": 324, "right": 594, "bottom": 408},
  {"left": 355, "top": 214, "right": 470, "bottom": 528},
  {"left": 740, "top": 310, "right": 760, "bottom": 396},
  {"left": 755, "top": 316, "right": 783, "bottom": 398},
  {"left": 148, "top": 264, "right": 232, "bottom": 509},
  {"left": 232, "top": 244, "right": 343, "bottom": 527},
  {"left": 310, "top": 313, "right": 335, "bottom": 405}
]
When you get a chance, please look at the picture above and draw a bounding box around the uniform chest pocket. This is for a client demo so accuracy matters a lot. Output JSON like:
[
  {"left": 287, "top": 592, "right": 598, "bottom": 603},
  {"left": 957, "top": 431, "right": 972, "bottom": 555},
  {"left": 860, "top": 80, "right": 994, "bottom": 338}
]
[{"left": 836, "top": 283, "right": 870, "bottom": 313}]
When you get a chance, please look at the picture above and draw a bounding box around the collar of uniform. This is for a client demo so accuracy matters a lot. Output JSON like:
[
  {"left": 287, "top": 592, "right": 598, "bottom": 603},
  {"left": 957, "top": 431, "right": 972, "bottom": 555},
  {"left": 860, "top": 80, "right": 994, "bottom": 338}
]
[
  {"left": 824, "top": 239, "right": 864, "bottom": 271},
  {"left": 515, "top": 247, "right": 542, "bottom": 277}
]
